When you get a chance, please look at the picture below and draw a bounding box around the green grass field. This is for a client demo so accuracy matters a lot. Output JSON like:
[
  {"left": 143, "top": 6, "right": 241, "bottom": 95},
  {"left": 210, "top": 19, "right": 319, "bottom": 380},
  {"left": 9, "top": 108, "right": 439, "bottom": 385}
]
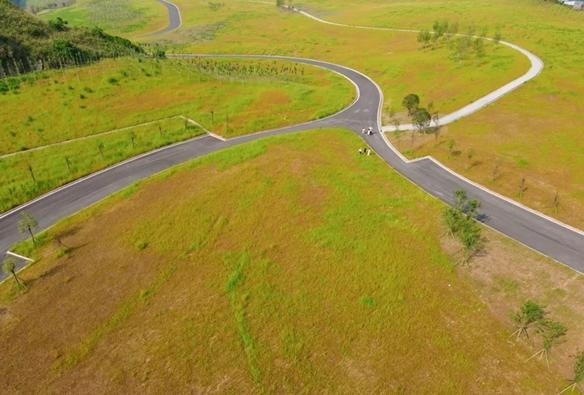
[
  {"left": 296, "top": 0, "right": 584, "bottom": 228},
  {"left": 0, "top": 129, "right": 573, "bottom": 393},
  {"left": 0, "top": 56, "right": 353, "bottom": 212},
  {"left": 2, "top": 2, "right": 583, "bottom": 392},
  {"left": 170, "top": 0, "right": 527, "bottom": 118},
  {"left": 38, "top": 0, "right": 527, "bottom": 122},
  {"left": 37, "top": 1, "right": 584, "bottom": 226},
  {"left": 0, "top": 117, "right": 205, "bottom": 213},
  {"left": 25, "top": 0, "right": 75, "bottom": 13},
  {"left": 38, "top": 0, "right": 168, "bottom": 36}
]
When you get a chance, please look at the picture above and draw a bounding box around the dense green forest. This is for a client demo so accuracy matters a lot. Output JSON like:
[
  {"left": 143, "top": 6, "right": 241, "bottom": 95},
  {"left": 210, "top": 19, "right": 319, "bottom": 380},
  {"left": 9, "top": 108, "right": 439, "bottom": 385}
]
[{"left": 0, "top": 0, "right": 142, "bottom": 76}]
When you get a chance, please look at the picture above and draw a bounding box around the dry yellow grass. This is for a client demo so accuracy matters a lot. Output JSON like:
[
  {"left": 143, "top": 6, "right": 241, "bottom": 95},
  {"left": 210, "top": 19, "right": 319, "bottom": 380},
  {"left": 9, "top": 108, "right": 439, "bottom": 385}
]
[{"left": 1, "top": 129, "right": 576, "bottom": 393}]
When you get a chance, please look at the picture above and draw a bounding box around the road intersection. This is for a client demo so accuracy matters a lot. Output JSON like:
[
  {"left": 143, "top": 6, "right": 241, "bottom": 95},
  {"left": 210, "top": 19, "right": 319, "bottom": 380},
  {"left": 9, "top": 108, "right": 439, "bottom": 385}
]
[{"left": 1, "top": 3, "right": 582, "bottom": 280}]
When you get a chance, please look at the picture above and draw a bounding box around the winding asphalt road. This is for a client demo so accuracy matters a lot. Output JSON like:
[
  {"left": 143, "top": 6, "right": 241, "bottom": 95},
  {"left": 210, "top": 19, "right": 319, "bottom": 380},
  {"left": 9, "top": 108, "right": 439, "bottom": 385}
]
[
  {"left": 292, "top": 6, "right": 545, "bottom": 131},
  {"left": 151, "top": 0, "right": 181, "bottom": 35},
  {"left": 0, "top": 5, "right": 582, "bottom": 278}
]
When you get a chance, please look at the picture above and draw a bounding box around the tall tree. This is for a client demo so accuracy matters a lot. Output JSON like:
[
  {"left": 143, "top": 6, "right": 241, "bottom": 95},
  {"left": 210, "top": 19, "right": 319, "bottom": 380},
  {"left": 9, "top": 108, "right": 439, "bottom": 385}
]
[
  {"left": 412, "top": 108, "right": 432, "bottom": 134},
  {"left": 402, "top": 94, "right": 420, "bottom": 115},
  {"left": 2, "top": 256, "right": 24, "bottom": 288}
]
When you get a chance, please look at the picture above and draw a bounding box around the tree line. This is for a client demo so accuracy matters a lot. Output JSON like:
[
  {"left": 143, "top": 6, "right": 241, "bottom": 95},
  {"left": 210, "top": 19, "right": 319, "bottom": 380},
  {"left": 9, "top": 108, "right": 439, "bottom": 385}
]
[
  {"left": 187, "top": 58, "right": 306, "bottom": 79},
  {"left": 416, "top": 19, "right": 503, "bottom": 61}
]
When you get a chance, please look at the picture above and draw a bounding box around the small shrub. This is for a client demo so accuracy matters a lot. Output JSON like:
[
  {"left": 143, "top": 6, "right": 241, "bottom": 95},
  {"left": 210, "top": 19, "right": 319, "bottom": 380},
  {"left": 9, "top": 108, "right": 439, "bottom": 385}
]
[
  {"left": 443, "top": 190, "right": 483, "bottom": 263},
  {"left": 135, "top": 240, "right": 149, "bottom": 251},
  {"left": 152, "top": 47, "right": 166, "bottom": 59},
  {"left": 48, "top": 17, "right": 68, "bottom": 31},
  {"left": 56, "top": 246, "right": 71, "bottom": 258},
  {"left": 360, "top": 296, "right": 376, "bottom": 307}
]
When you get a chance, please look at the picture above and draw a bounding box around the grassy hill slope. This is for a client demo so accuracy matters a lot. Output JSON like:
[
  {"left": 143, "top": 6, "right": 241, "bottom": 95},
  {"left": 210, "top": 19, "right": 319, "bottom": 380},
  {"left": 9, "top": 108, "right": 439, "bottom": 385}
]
[
  {"left": 0, "top": 0, "right": 142, "bottom": 75},
  {"left": 0, "top": 129, "right": 575, "bottom": 393},
  {"left": 37, "top": 0, "right": 169, "bottom": 37}
]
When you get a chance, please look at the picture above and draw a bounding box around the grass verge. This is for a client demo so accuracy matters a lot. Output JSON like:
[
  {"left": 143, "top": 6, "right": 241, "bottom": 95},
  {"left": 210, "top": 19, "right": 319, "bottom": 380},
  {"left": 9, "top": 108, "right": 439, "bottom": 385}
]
[{"left": 0, "top": 55, "right": 353, "bottom": 211}]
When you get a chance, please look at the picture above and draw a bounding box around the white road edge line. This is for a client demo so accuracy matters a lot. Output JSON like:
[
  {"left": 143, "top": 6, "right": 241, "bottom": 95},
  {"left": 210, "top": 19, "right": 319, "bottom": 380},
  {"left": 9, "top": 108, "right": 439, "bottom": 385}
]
[
  {"left": 179, "top": 116, "right": 227, "bottom": 141},
  {"left": 205, "top": 131, "right": 227, "bottom": 141},
  {"left": 6, "top": 251, "right": 34, "bottom": 262}
]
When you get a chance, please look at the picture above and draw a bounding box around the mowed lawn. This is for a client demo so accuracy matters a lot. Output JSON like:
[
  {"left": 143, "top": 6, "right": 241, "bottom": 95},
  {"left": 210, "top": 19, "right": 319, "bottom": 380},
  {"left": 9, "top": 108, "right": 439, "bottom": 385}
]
[
  {"left": 0, "top": 56, "right": 353, "bottom": 212},
  {"left": 0, "top": 130, "right": 566, "bottom": 393},
  {"left": 303, "top": 0, "right": 584, "bottom": 228},
  {"left": 38, "top": 0, "right": 169, "bottom": 37}
]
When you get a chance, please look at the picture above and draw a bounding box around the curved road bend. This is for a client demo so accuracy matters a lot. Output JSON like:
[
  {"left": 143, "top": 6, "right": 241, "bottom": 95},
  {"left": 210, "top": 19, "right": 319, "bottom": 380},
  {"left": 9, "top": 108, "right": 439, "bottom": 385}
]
[
  {"left": 283, "top": 6, "right": 545, "bottom": 132},
  {"left": 151, "top": 0, "right": 182, "bottom": 35},
  {"left": 0, "top": 55, "right": 582, "bottom": 279}
]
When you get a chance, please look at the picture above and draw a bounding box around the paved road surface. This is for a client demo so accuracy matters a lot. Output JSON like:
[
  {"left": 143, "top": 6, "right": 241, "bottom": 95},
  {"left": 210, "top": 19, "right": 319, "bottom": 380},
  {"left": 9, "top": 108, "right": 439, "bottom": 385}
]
[
  {"left": 152, "top": 0, "right": 181, "bottom": 35},
  {"left": 1, "top": 55, "right": 582, "bottom": 279}
]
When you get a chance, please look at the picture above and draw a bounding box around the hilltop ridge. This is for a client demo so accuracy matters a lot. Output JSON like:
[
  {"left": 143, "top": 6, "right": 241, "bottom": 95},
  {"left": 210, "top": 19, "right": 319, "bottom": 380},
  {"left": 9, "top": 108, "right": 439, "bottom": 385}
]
[{"left": 0, "top": 0, "right": 142, "bottom": 76}]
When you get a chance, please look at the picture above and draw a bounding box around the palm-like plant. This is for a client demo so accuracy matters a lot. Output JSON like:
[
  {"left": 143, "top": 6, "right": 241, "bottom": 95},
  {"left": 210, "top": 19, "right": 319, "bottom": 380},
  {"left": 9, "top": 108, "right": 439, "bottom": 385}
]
[
  {"left": 17, "top": 211, "right": 38, "bottom": 245},
  {"left": 560, "top": 351, "right": 584, "bottom": 394},
  {"left": 2, "top": 256, "right": 24, "bottom": 288},
  {"left": 511, "top": 300, "right": 545, "bottom": 339},
  {"left": 528, "top": 319, "right": 567, "bottom": 366}
]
